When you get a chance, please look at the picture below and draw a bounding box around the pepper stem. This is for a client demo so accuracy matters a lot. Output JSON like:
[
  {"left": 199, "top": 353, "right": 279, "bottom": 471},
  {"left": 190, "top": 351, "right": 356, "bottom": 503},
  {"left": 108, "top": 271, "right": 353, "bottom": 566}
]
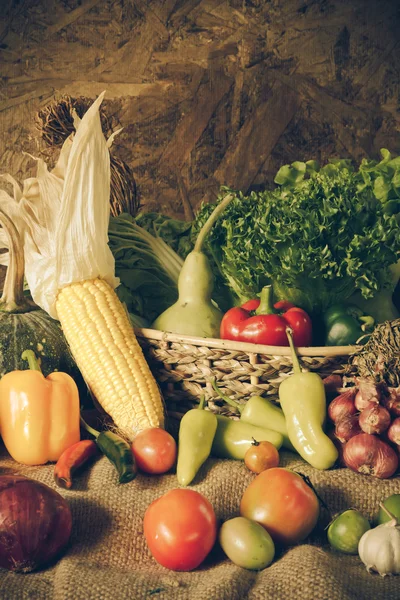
[
  {"left": 198, "top": 395, "right": 206, "bottom": 410},
  {"left": 194, "top": 194, "right": 233, "bottom": 253},
  {"left": 21, "top": 350, "right": 43, "bottom": 373},
  {"left": 80, "top": 415, "right": 100, "bottom": 439},
  {"left": 211, "top": 379, "right": 243, "bottom": 413},
  {"left": 360, "top": 315, "right": 375, "bottom": 332},
  {"left": 286, "top": 327, "right": 302, "bottom": 374},
  {"left": 255, "top": 285, "right": 275, "bottom": 316}
]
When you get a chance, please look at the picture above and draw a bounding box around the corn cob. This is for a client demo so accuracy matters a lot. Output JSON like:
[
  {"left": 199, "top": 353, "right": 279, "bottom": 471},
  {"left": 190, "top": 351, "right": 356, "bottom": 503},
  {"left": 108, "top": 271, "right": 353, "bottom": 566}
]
[{"left": 55, "top": 278, "right": 165, "bottom": 440}]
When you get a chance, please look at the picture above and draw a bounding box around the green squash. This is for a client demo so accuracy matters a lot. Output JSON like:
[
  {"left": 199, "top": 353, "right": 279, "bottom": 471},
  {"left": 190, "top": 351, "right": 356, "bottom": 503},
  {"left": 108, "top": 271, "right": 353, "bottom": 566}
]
[{"left": 0, "top": 210, "right": 86, "bottom": 389}]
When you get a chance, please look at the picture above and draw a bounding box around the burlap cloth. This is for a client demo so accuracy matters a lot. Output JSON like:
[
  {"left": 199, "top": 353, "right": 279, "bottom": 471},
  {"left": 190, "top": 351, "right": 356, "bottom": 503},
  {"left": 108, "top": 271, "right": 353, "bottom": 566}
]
[{"left": 1, "top": 445, "right": 400, "bottom": 600}]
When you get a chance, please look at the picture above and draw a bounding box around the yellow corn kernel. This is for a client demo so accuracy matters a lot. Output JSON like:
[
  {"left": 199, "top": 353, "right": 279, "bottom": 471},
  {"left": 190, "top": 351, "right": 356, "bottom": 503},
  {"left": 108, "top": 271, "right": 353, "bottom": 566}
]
[{"left": 55, "top": 278, "right": 165, "bottom": 439}]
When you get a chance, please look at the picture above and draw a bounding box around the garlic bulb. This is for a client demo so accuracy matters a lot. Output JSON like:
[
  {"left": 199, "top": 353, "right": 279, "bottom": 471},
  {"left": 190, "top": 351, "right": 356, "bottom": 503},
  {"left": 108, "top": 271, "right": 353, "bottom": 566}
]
[{"left": 358, "top": 504, "right": 400, "bottom": 576}]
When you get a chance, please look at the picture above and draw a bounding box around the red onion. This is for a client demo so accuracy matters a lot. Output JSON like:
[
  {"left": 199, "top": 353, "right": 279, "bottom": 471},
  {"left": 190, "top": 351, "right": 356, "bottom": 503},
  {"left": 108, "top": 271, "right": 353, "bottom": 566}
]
[
  {"left": 0, "top": 476, "right": 72, "bottom": 572},
  {"left": 335, "top": 413, "right": 362, "bottom": 443},
  {"left": 382, "top": 387, "right": 400, "bottom": 418},
  {"left": 328, "top": 388, "right": 357, "bottom": 423},
  {"left": 343, "top": 433, "right": 399, "bottom": 479},
  {"left": 359, "top": 404, "right": 391, "bottom": 435},
  {"left": 387, "top": 418, "right": 400, "bottom": 446}
]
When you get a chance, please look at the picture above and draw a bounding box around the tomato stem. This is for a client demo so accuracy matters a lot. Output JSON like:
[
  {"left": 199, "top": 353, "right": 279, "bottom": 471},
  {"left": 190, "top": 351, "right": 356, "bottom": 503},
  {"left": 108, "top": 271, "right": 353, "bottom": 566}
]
[{"left": 294, "top": 471, "right": 330, "bottom": 515}]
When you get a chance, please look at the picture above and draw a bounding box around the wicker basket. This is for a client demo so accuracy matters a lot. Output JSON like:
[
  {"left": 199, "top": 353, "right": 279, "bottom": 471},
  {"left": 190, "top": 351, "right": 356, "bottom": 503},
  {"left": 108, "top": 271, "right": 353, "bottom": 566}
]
[{"left": 135, "top": 327, "right": 359, "bottom": 420}]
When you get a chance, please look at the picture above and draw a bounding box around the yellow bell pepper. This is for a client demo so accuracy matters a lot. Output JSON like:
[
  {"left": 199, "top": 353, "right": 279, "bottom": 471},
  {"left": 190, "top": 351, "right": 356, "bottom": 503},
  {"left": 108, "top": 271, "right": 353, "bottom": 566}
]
[{"left": 0, "top": 350, "right": 80, "bottom": 465}]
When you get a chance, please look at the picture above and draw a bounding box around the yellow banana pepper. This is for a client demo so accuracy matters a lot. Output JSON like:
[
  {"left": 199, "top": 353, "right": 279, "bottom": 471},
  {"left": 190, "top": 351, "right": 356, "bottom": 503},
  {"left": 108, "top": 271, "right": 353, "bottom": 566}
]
[{"left": 0, "top": 350, "right": 80, "bottom": 465}]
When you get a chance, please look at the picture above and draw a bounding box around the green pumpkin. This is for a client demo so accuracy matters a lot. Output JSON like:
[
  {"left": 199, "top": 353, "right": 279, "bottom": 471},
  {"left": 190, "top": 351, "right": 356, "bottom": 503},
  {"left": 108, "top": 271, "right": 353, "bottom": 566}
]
[{"left": 0, "top": 210, "right": 86, "bottom": 391}]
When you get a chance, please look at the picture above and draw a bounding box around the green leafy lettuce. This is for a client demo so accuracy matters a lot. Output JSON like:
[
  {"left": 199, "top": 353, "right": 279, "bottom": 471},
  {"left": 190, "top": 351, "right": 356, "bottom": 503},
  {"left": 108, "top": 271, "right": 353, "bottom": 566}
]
[
  {"left": 193, "top": 150, "right": 400, "bottom": 316},
  {"left": 108, "top": 213, "right": 187, "bottom": 324}
]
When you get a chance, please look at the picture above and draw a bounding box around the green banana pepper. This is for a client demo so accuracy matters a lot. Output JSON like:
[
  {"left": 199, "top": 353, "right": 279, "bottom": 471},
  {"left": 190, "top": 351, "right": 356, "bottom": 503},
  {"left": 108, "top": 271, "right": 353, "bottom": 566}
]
[
  {"left": 176, "top": 396, "right": 218, "bottom": 486},
  {"left": 211, "top": 415, "right": 283, "bottom": 460},
  {"left": 279, "top": 328, "right": 338, "bottom": 470},
  {"left": 211, "top": 380, "right": 295, "bottom": 452},
  {"left": 323, "top": 304, "right": 374, "bottom": 346}
]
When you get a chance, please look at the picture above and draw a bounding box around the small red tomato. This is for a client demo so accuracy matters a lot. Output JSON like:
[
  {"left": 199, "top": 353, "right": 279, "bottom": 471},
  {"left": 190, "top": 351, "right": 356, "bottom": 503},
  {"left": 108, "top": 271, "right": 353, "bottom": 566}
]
[
  {"left": 244, "top": 440, "right": 280, "bottom": 474},
  {"left": 240, "top": 467, "right": 320, "bottom": 546},
  {"left": 143, "top": 488, "right": 217, "bottom": 571},
  {"left": 132, "top": 428, "right": 177, "bottom": 474}
]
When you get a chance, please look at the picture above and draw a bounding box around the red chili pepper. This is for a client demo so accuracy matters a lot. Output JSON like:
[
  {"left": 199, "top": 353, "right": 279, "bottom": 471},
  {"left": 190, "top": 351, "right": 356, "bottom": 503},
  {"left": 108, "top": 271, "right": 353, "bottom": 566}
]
[
  {"left": 54, "top": 439, "right": 99, "bottom": 489},
  {"left": 220, "top": 285, "right": 312, "bottom": 347}
]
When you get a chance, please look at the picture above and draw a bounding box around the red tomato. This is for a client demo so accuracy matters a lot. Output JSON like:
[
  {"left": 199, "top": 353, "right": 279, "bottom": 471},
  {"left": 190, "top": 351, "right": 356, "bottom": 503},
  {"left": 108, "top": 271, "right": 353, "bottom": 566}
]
[
  {"left": 244, "top": 440, "right": 280, "bottom": 474},
  {"left": 131, "top": 428, "right": 177, "bottom": 474},
  {"left": 240, "top": 468, "right": 319, "bottom": 546},
  {"left": 143, "top": 489, "right": 217, "bottom": 571}
]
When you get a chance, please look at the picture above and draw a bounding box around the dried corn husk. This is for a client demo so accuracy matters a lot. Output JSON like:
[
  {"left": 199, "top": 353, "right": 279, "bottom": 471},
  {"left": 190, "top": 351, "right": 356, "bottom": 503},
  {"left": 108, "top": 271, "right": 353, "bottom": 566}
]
[{"left": 3, "top": 92, "right": 118, "bottom": 318}]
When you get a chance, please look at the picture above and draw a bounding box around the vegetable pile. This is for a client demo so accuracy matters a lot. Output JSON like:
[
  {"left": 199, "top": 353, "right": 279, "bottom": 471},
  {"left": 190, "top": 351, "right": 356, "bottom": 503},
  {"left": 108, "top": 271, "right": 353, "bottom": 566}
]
[{"left": 1, "top": 94, "right": 400, "bottom": 584}]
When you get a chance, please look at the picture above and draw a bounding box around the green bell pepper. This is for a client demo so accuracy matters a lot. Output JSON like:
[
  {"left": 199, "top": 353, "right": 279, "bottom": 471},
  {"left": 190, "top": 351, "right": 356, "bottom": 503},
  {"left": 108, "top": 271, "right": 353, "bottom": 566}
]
[{"left": 323, "top": 304, "right": 374, "bottom": 346}]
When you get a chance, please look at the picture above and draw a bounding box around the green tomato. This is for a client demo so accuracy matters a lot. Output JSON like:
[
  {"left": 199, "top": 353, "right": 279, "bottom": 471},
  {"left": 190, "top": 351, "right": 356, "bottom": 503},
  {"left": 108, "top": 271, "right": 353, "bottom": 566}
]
[
  {"left": 219, "top": 516, "right": 275, "bottom": 570},
  {"left": 377, "top": 494, "right": 400, "bottom": 525},
  {"left": 327, "top": 509, "right": 370, "bottom": 554}
]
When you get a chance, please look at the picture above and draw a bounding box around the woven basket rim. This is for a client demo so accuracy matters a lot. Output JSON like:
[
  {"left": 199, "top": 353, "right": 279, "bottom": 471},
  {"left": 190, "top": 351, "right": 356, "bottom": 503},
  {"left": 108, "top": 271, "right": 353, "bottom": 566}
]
[{"left": 134, "top": 327, "right": 359, "bottom": 357}]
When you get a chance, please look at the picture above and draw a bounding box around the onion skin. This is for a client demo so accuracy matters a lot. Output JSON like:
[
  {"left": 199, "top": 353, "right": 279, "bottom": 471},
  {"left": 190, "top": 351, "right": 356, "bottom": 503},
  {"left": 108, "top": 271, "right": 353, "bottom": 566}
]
[
  {"left": 327, "top": 429, "right": 346, "bottom": 467},
  {"left": 354, "top": 394, "right": 377, "bottom": 413},
  {"left": 343, "top": 434, "right": 399, "bottom": 479},
  {"left": 335, "top": 413, "right": 362, "bottom": 443},
  {"left": 328, "top": 389, "right": 357, "bottom": 424},
  {"left": 0, "top": 476, "right": 72, "bottom": 572},
  {"left": 323, "top": 375, "right": 343, "bottom": 401},
  {"left": 359, "top": 405, "right": 391, "bottom": 435},
  {"left": 382, "top": 387, "right": 400, "bottom": 418},
  {"left": 387, "top": 418, "right": 400, "bottom": 446},
  {"left": 354, "top": 380, "right": 381, "bottom": 412}
]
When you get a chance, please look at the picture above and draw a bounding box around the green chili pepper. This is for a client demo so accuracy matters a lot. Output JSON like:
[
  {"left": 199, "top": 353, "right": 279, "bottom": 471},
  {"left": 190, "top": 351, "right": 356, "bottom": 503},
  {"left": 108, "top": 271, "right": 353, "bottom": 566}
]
[
  {"left": 80, "top": 416, "right": 137, "bottom": 484},
  {"left": 278, "top": 328, "right": 338, "bottom": 470},
  {"left": 211, "top": 415, "right": 283, "bottom": 460},
  {"left": 176, "top": 396, "right": 218, "bottom": 486},
  {"left": 212, "top": 380, "right": 295, "bottom": 452},
  {"left": 323, "top": 304, "right": 374, "bottom": 346}
]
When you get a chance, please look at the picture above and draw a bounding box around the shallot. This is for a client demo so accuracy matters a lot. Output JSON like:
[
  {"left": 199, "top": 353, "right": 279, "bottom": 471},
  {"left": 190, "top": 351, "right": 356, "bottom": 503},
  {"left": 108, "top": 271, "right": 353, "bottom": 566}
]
[
  {"left": 387, "top": 418, "right": 400, "bottom": 446},
  {"left": 328, "top": 388, "right": 357, "bottom": 423},
  {"left": 335, "top": 413, "right": 362, "bottom": 443},
  {"left": 343, "top": 433, "right": 398, "bottom": 479},
  {"left": 382, "top": 387, "right": 400, "bottom": 418},
  {"left": 359, "top": 405, "right": 391, "bottom": 435},
  {"left": 354, "top": 379, "right": 381, "bottom": 411}
]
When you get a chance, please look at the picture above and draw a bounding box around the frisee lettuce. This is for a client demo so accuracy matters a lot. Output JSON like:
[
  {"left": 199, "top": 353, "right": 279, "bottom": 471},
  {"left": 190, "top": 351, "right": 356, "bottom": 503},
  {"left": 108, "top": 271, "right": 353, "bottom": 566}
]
[{"left": 193, "top": 150, "right": 400, "bottom": 316}]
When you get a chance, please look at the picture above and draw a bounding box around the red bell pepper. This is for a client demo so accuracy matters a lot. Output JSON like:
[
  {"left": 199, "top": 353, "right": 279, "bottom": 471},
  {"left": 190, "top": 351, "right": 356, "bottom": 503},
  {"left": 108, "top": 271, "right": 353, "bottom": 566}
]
[{"left": 220, "top": 285, "right": 312, "bottom": 347}]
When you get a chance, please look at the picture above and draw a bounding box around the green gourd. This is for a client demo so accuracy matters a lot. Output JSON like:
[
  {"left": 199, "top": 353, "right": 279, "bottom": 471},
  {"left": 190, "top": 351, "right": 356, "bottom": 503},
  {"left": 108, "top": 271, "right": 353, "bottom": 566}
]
[
  {"left": 152, "top": 194, "right": 233, "bottom": 338},
  {"left": 0, "top": 210, "right": 84, "bottom": 385}
]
